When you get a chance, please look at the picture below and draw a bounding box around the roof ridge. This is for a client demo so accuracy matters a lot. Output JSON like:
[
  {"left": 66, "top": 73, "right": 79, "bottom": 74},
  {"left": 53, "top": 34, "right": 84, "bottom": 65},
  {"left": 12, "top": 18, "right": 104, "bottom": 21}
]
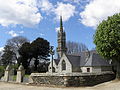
[{"left": 84, "top": 53, "right": 93, "bottom": 66}]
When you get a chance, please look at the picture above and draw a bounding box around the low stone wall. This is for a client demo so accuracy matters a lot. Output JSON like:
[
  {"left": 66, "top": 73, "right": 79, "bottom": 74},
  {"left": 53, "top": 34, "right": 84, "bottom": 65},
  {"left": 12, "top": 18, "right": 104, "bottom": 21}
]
[{"left": 29, "top": 72, "right": 115, "bottom": 87}]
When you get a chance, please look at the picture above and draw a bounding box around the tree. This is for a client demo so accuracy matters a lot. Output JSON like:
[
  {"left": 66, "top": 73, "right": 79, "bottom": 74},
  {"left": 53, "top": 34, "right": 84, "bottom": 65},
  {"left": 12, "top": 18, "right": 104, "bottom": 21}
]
[
  {"left": 1, "top": 45, "right": 15, "bottom": 66},
  {"left": 6, "top": 36, "right": 29, "bottom": 64},
  {"left": 31, "top": 38, "right": 50, "bottom": 71},
  {"left": 66, "top": 41, "right": 88, "bottom": 54},
  {"left": 18, "top": 42, "right": 32, "bottom": 69},
  {"left": 94, "top": 13, "right": 120, "bottom": 79}
]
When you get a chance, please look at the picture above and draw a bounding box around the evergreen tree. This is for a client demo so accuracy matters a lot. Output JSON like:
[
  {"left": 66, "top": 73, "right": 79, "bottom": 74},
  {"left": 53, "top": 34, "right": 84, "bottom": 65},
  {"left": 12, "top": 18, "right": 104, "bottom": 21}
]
[
  {"left": 18, "top": 42, "right": 32, "bottom": 69},
  {"left": 18, "top": 37, "right": 50, "bottom": 71},
  {"left": 31, "top": 38, "right": 50, "bottom": 71}
]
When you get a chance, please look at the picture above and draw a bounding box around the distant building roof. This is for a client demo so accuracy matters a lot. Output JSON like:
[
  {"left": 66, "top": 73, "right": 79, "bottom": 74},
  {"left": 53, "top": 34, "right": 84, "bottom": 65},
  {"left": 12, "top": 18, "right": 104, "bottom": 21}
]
[
  {"left": 66, "top": 54, "right": 80, "bottom": 67},
  {"left": 54, "top": 59, "right": 60, "bottom": 65}
]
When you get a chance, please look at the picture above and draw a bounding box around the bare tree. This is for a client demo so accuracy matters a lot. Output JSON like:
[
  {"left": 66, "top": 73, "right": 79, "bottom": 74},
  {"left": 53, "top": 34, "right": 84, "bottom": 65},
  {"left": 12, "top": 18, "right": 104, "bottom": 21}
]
[
  {"left": 6, "top": 36, "right": 29, "bottom": 64},
  {"left": 66, "top": 41, "right": 88, "bottom": 54}
]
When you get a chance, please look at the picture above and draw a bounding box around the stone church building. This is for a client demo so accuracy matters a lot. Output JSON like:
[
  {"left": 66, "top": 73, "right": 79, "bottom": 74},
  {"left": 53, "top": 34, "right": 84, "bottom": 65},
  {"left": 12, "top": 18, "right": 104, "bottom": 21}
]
[{"left": 48, "top": 16, "right": 112, "bottom": 74}]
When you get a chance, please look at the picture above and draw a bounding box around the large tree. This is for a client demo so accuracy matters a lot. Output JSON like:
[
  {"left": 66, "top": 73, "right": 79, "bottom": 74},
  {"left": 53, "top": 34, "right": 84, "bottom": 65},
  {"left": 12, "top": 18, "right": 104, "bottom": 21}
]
[
  {"left": 66, "top": 41, "right": 88, "bottom": 54},
  {"left": 31, "top": 38, "right": 50, "bottom": 71},
  {"left": 18, "top": 37, "right": 50, "bottom": 71},
  {"left": 94, "top": 13, "right": 120, "bottom": 79},
  {"left": 6, "top": 36, "right": 29, "bottom": 64}
]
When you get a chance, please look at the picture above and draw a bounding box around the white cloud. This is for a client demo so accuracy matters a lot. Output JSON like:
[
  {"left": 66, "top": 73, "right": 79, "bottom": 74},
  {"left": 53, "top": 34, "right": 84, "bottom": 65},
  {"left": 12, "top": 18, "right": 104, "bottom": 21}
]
[
  {"left": 0, "top": 47, "right": 4, "bottom": 52},
  {"left": 38, "top": 0, "right": 53, "bottom": 14},
  {"left": 19, "top": 31, "right": 24, "bottom": 34},
  {"left": 55, "top": 27, "right": 65, "bottom": 32},
  {"left": 0, "top": 0, "right": 42, "bottom": 27},
  {"left": 54, "top": 2, "right": 76, "bottom": 22},
  {"left": 80, "top": 0, "right": 120, "bottom": 28},
  {"left": 8, "top": 30, "right": 19, "bottom": 37},
  {"left": 55, "top": 27, "right": 60, "bottom": 32},
  {"left": 37, "top": 1, "right": 76, "bottom": 22}
]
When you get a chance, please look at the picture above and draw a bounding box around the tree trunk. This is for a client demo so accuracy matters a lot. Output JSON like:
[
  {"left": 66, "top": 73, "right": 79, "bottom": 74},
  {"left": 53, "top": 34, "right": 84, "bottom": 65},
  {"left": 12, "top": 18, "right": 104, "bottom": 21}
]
[
  {"left": 34, "top": 58, "right": 39, "bottom": 71},
  {"left": 116, "top": 60, "right": 120, "bottom": 79}
]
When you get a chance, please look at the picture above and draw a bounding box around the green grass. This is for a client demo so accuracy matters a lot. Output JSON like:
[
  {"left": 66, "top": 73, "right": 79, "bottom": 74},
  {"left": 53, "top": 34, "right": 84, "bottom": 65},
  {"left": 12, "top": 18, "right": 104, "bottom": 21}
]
[
  {"left": 24, "top": 75, "right": 30, "bottom": 78},
  {"left": 13, "top": 75, "right": 16, "bottom": 81}
]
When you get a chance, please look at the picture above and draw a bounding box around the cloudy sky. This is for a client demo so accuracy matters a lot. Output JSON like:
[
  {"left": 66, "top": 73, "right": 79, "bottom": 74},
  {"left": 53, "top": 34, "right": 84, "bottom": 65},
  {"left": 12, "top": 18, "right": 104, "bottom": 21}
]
[{"left": 0, "top": 0, "right": 120, "bottom": 51}]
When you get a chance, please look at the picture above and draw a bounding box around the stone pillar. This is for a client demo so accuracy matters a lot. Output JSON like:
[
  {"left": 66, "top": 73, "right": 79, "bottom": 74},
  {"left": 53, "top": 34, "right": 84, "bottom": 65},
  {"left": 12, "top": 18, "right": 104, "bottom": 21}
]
[
  {"left": 16, "top": 64, "right": 25, "bottom": 83},
  {"left": 4, "top": 65, "right": 11, "bottom": 82}
]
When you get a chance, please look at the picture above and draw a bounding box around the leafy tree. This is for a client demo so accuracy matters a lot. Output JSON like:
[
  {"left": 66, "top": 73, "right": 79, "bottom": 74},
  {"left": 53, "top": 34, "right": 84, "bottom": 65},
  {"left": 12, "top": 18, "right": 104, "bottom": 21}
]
[
  {"left": 94, "top": 13, "right": 120, "bottom": 79},
  {"left": 31, "top": 38, "right": 50, "bottom": 71},
  {"left": 66, "top": 41, "right": 88, "bottom": 54},
  {"left": 18, "top": 42, "right": 32, "bottom": 69},
  {"left": 1, "top": 45, "right": 15, "bottom": 66},
  {"left": 6, "top": 36, "right": 29, "bottom": 64}
]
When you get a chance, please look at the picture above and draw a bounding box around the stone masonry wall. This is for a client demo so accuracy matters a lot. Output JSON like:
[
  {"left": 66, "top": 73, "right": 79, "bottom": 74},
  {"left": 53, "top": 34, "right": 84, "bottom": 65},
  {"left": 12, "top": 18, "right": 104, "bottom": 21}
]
[{"left": 30, "top": 72, "right": 115, "bottom": 87}]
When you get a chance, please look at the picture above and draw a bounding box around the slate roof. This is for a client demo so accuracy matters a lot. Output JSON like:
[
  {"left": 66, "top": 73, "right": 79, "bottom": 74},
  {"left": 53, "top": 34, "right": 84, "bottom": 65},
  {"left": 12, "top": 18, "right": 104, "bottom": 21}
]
[
  {"left": 66, "top": 54, "right": 80, "bottom": 67},
  {"left": 80, "top": 50, "right": 97, "bottom": 66},
  {"left": 65, "top": 50, "right": 111, "bottom": 67},
  {"left": 84, "top": 53, "right": 111, "bottom": 66}
]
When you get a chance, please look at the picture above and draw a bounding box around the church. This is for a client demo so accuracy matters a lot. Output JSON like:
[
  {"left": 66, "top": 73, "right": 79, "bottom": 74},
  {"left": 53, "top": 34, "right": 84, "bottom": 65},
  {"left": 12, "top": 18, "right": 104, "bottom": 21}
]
[
  {"left": 30, "top": 16, "right": 115, "bottom": 87},
  {"left": 48, "top": 16, "right": 112, "bottom": 73}
]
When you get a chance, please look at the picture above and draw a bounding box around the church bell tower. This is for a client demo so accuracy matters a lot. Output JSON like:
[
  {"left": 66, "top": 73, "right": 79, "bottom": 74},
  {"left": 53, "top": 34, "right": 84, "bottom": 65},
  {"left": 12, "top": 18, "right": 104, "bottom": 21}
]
[{"left": 57, "top": 16, "right": 67, "bottom": 58}]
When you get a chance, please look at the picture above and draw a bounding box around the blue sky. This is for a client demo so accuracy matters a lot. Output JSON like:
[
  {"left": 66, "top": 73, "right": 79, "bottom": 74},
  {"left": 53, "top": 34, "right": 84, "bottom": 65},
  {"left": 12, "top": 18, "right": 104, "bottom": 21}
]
[{"left": 0, "top": 0, "right": 120, "bottom": 51}]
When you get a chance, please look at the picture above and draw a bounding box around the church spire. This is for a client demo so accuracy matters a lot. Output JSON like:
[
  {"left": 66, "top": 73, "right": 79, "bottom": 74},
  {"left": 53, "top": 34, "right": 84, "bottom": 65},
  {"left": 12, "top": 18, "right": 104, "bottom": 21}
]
[
  {"left": 57, "top": 16, "right": 67, "bottom": 58},
  {"left": 60, "top": 16, "right": 63, "bottom": 32}
]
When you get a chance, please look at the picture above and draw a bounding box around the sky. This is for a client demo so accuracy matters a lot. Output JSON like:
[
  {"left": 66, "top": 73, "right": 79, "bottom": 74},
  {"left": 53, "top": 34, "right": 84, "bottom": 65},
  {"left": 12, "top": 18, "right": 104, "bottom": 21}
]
[{"left": 0, "top": 0, "right": 120, "bottom": 51}]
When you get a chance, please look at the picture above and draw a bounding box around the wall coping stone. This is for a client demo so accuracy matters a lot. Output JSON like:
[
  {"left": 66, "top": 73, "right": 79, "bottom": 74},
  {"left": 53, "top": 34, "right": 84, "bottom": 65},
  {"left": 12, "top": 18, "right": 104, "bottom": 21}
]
[{"left": 30, "top": 71, "right": 114, "bottom": 77}]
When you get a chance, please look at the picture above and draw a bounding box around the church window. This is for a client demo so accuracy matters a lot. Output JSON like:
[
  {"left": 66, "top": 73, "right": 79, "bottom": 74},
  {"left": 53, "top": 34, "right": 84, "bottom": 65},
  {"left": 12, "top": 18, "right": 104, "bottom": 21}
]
[{"left": 62, "top": 60, "right": 66, "bottom": 70}]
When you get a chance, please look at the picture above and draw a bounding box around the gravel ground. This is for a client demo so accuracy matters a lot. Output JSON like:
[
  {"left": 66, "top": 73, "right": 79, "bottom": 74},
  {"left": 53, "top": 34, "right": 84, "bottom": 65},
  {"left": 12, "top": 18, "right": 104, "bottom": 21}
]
[{"left": 0, "top": 80, "right": 119, "bottom": 90}]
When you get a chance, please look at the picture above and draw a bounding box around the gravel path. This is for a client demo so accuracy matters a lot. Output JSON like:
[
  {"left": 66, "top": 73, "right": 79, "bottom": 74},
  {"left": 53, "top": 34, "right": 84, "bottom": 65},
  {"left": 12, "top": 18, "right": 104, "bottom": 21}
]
[{"left": 0, "top": 80, "right": 119, "bottom": 90}]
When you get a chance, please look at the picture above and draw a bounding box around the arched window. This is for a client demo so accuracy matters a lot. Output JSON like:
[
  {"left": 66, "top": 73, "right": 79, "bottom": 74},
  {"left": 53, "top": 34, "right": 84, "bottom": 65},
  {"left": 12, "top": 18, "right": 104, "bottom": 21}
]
[{"left": 62, "top": 60, "right": 66, "bottom": 70}]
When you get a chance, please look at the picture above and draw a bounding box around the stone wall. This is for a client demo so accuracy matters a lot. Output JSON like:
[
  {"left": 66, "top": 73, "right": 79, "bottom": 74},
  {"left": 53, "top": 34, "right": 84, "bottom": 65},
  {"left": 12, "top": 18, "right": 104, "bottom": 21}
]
[{"left": 30, "top": 72, "right": 115, "bottom": 87}]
